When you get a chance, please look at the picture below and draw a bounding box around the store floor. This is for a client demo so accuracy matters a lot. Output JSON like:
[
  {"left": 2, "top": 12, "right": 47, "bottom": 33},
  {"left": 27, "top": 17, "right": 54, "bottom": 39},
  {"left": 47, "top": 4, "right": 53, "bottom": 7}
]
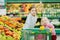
[{"left": 57, "top": 35, "right": 60, "bottom": 40}]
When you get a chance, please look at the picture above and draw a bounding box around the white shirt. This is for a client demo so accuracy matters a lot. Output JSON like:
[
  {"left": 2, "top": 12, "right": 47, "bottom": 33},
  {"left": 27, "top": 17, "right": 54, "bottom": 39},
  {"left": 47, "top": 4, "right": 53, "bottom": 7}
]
[{"left": 23, "top": 13, "right": 37, "bottom": 29}]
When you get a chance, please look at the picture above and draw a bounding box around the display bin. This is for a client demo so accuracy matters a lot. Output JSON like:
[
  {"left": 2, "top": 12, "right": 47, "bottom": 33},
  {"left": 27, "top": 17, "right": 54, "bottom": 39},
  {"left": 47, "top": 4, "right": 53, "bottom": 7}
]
[{"left": 20, "top": 28, "right": 52, "bottom": 40}]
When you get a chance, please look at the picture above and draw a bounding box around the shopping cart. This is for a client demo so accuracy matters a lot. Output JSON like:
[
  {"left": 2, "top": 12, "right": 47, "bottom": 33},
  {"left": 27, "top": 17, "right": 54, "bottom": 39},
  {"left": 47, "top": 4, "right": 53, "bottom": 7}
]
[{"left": 20, "top": 28, "right": 51, "bottom": 40}]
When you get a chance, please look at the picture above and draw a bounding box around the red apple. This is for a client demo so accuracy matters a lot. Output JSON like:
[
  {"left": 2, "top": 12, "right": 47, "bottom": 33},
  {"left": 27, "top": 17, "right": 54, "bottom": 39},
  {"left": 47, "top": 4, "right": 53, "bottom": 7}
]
[
  {"left": 6, "top": 31, "right": 14, "bottom": 37},
  {"left": 5, "top": 31, "right": 9, "bottom": 35},
  {"left": 4, "top": 27, "right": 9, "bottom": 32}
]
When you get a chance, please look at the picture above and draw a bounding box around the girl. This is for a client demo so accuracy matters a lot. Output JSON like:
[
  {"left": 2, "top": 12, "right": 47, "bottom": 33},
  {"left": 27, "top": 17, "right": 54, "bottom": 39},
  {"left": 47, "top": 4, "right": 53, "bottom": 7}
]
[
  {"left": 41, "top": 17, "right": 57, "bottom": 40},
  {"left": 23, "top": 6, "right": 37, "bottom": 29},
  {"left": 22, "top": 6, "right": 38, "bottom": 40}
]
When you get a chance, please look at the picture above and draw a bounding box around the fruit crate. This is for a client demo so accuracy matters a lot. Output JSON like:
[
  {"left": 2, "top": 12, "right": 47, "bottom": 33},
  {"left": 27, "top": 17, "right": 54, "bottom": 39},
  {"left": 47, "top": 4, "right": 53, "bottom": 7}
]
[{"left": 20, "top": 28, "right": 52, "bottom": 40}]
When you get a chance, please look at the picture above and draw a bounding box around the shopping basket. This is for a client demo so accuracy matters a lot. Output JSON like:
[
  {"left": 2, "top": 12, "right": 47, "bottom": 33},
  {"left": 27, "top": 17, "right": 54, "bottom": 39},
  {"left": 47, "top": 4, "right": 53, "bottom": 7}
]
[{"left": 20, "top": 28, "right": 51, "bottom": 40}]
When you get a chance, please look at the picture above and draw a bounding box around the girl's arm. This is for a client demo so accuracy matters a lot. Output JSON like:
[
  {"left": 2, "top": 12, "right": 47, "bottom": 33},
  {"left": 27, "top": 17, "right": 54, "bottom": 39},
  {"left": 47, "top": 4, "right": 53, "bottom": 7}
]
[
  {"left": 23, "top": 14, "right": 31, "bottom": 29},
  {"left": 47, "top": 23, "right": 56, "bottom": 35}
]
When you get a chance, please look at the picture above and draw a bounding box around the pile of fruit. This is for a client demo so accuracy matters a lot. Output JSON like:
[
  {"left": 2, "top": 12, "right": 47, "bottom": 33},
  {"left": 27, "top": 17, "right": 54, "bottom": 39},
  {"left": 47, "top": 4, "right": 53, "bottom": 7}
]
[{"left": 0, "top": 16, "right": 24, "bottom": 40}]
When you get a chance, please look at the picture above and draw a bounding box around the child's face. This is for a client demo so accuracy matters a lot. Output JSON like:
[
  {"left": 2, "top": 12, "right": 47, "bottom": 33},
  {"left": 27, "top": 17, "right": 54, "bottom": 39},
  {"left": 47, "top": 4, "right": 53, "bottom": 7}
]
[
  {"left": 30, "top": 8, "right": 37, "bottom": 16},
  {"left": 41, "top": 17, "right": 50, "bottom": 25}
]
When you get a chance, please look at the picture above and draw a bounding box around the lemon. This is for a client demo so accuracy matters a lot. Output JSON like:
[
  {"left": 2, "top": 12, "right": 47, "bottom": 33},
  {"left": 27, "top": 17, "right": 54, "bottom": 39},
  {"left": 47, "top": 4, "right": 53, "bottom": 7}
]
[
  {"left": 40, "top": 26, "right": 45, "bottom": 30},
  {"left": 50, "top": 28, "right": 52, "bottom": 32}
]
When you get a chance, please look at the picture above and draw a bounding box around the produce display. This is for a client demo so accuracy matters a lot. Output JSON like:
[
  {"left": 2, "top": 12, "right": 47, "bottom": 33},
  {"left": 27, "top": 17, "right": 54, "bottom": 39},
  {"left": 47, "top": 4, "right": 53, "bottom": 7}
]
[
  {"left": 6, "top": 3, "right": 60, "bottom": 18},
  {"left": 6, "top": 3, "right": 60, "bottom": 13},
  {"left": 6, "top": 3, "right": 43, "bottom": 14},
  {"left": 0, "top": 16, "right": 24, "bottom": 40}
]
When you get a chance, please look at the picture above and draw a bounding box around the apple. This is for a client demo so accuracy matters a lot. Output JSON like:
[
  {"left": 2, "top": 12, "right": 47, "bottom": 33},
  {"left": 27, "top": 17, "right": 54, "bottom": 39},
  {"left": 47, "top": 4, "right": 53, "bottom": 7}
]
[
  {"left": 4, "top": 27, "right": 9, "bottom": 32},
  {"left": 13, "top": 33, "right": 18, "bottom": 40},
  {"left": 0, "top": 30, "right": 2, "bottom": 33},
  {"left": 9, "top": 31, "right": 13, "bottom": 36},
  {"left": 0, "top": 25, "right": 4, "bottom": 30},
  {"left": 5, "top": 31, "right": 9, "bottom": 35}
]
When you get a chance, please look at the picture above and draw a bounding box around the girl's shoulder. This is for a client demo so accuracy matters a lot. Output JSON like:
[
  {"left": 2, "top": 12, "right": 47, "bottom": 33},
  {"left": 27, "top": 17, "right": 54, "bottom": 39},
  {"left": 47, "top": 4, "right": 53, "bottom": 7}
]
[{"left": 47, "top": 23, "right": 54, "bottom": 28}]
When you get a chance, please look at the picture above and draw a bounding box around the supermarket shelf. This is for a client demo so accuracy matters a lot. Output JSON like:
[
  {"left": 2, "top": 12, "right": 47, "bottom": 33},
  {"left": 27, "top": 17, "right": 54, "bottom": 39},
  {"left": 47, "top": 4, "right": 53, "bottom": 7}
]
[
  {"left": 55, "top": 28, "right": 60, "bottom": 35},
  {"left": 48, "top": 17, "right": 60, "bottom": 19},
  {"left": 6, "top": 0, "right": 60, "bottom": 3},
  {"left": 22, "top": 16, "right": 60, "bottom": 19}
]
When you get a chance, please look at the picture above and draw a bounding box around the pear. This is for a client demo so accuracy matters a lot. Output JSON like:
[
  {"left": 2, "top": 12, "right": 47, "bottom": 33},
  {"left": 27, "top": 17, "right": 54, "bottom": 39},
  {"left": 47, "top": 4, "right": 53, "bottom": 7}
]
[
  {"left": 1, "top": 35, "right": 6, "bottom": 40},
  {"left": 0, "top": 22, "right": 4, "bottom": 26},
  {"left": 6, "top": 36, "right": 14, "bottom": 40}
]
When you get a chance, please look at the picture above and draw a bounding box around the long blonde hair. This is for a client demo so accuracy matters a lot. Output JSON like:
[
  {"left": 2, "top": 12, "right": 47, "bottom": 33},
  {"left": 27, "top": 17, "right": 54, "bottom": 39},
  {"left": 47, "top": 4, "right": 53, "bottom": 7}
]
[{"left": 41, "top": 17, "right": 50, "bottom": 25}]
